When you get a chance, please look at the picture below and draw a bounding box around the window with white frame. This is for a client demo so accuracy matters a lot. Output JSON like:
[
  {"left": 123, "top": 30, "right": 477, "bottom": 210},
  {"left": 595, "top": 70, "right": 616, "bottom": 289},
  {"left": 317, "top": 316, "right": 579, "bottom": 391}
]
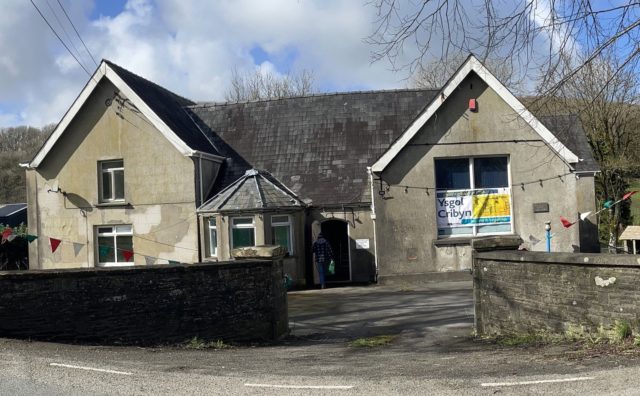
[
  {"left": 435, "top": 156, "right": 512, "bottom": 237},
  {"left": 99, "top": 160, "right": 125, "bottom": 202},
  {"left": 271, "top": 214, "right": 293, "bottom": 254},
  {"left": 97, "top": 225, "right": 133, "bottom": 266},
  {"left": 208, "top": 217, "right": 218, "bottom": 257},
  {"left": 231, "top": 217, "right": 255, "bottom": 249}
]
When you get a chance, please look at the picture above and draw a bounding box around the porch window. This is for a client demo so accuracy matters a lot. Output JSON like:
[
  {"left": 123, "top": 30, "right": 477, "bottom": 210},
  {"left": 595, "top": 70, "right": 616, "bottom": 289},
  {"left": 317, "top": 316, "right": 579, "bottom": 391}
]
[
  {"left": 208, "top": 217, "right": 218, "bottom": 257},
  {"left": 97, "top": 225, "right": 133, "bottom": 266},
  {"left": 435, "top": 156, "right": 512, "bottom": 237},
  {"left": 231, "top": 217, "right": 255, "bottom": 249},
  {"left": 271, "top": 215, "right": 293, "bottom": 254},
  {"left": 99, "top": 160, "right": 125, "bottom": 202}
]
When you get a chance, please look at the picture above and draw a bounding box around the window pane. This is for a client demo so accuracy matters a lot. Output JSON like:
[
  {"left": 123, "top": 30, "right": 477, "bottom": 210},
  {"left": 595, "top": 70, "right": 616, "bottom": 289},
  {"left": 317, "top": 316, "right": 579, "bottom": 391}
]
[
  {"left": 233, "top": 218, "right": 253, "bottom": 226},
  {"left": 272, "top": 215, "right": 289, "bottom": 224},
  {"left": 98, "top": 227, "right": 113, "bottom": 235},
  {"left": 435, "top": 159, "right": 470, "bottom": 189},
  {"left": 208, "top": 218, "right": 216, "bottom": 228},
  {"left": 272, "top": 225, "right": 291, "bottom": 253},
  {"left": 474, "top": 157, "right": 508, "bottom": 188},
  {"left": 438, "top": 226, "right": 473, "bottom": 236},
  {"left": 116, "top": 235, "right": 133, "bottom": 262},
  {"left": 477, "top": 224, "right": 511, "bottom": 234},
  {"left": 209, "top": 227, "right": 217, "bottom": 256},
  {"left": 102, "top": 172, "right": 112, "bottom": 200},
  {"left": 98, "top": 236, "right": 115, "bottom": 263},
  {"left": 232, "top": 228, "right": 254, "bottom": 248},
  {"left": 113, "top": 170, "right": 125, "bottom": 199}
]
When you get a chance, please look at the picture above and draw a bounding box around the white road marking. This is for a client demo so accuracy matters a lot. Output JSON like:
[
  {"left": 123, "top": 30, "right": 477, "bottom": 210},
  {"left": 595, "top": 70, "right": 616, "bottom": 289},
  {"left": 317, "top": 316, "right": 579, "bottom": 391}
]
[
  {"left": 244, "top": 383, "right": 354, "bottom": 390},
  {"left": 49, "top": 363, "right": 133, "bottom": 376},
  {"left": 481, "top": 376, "right": 595, "bottom": 387}
]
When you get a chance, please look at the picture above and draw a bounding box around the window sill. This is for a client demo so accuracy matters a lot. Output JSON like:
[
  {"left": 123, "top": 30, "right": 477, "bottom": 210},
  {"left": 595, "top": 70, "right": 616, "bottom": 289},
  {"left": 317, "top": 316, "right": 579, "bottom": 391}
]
[
  {"left": 433, "top": 234, "right": 519, "bottom": 247},
  {"left": 95, "top": 201, "right": 131, "bottom": 208}
]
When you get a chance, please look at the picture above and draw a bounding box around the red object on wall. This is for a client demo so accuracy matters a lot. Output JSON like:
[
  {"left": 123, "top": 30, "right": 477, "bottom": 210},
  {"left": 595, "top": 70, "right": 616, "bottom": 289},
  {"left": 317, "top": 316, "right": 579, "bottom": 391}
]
[{"left": 469, "top": 98, "right": 477, "bottom": 112}]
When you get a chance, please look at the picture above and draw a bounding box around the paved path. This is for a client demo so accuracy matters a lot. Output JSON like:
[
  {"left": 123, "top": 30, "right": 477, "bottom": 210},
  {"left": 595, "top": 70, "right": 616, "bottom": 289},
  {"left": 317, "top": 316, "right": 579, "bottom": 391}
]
[{"left": 2, "top": 282, "right": 640, "bottom": 394}]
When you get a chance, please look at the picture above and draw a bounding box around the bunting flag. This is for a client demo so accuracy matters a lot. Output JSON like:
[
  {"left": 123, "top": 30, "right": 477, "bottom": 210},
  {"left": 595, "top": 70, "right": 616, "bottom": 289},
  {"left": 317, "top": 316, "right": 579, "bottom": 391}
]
[
  {"left": 49, "top": 238, "right": 62, "bottom": 253},
  {"left": 72, "top": 243, "right": 84, "bottom": 257},
  {"left": 528, "top": 235, "right": 541, "bottom": 245},
  {"left": 560, "top": 216, "right": 576, "bottom": 228},
  {"left": 122, "top": 250, "right": 134, "bottom": 262},
  {"left": 6, "top": 235, "right": 16, "bottom": 242},
  {"left": 168, "top": 260, "right": 180, "bottom": 265},
  {"left": 144, "top": 256, "right": 155, "bottom": 266},
  {"left": 579, "top": 211, "right": 592, "bottom": 221},
  {"left": 1, "top": 227, "right": 13, "bottom": 244},
  {"left": 26, "top": 235, "right": 38, "bottom": 243},
  {"left": 603, "top": 200, "right": 614, "bottom": 209},
  {"left": 623, "top": 191, "right": 638, "bottom": 201}
]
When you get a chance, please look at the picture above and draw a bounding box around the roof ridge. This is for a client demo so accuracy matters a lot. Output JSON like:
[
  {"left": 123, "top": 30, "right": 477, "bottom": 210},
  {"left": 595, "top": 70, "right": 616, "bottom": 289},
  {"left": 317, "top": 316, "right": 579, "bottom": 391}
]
[
  {"left": 188, "top": 87, "right": 440, "bottom": 109},
  {"left": 103, "top": 59, "right": 195, "bottom": 105}
]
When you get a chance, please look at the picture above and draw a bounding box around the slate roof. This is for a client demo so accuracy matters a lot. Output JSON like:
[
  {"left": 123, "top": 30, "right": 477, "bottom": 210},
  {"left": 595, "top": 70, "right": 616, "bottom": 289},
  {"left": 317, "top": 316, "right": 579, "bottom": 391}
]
[
  {"left": 190, "top": 90, "right": 438, "bottom": 205},
  {"left": 0, "top": 203, "right": 26, "bottom": 218},
  {"left": 538, "top": 114, "right": 599, "bottom": 172},
  {"left": 198, "top": 169, "right": 305, "bottom": 212},
  {"left": 105, "top": 61, "right": 218, "bottom": 155}
]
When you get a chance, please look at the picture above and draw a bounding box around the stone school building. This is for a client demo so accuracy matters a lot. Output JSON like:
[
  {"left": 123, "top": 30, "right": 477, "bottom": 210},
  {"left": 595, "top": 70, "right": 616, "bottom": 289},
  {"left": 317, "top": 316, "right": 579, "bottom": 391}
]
[{"left": 23, "top": 55, "right": 598, "bottom": 286}]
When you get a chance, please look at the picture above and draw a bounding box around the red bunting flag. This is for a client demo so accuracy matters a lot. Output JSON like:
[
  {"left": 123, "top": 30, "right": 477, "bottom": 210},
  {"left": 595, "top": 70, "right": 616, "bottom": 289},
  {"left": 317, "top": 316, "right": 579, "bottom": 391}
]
[
  {"left": 122, "top": 250, "right": 134, "bottom": 262},
  {"left": 622, "top": 191, "right": 638, "bottom": 201},
  {"left": 560, "top": 216, "right": 576, "bottom": 228},
  {"left": 1, "top": 227, "right": 12, "bottom": 244},
  {"left": 50, "top": 238, "right": 62, "bottom": 253}
]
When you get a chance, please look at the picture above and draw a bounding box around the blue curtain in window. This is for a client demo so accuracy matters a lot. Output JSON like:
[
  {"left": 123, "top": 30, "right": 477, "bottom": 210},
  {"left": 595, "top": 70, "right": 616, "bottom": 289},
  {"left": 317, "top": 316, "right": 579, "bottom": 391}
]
[
  {"left": 435, "top": 158, "right": 470, "bottom": 189},
  {"left": 474, "top": 157, "right": 508, "bottom": 188}
]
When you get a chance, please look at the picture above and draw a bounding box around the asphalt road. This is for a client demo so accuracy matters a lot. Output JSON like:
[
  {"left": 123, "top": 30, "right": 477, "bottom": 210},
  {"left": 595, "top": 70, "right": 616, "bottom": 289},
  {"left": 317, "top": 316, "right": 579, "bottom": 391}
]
[{"left": 1, "top": 282, "right": 640, "bottom": 395}]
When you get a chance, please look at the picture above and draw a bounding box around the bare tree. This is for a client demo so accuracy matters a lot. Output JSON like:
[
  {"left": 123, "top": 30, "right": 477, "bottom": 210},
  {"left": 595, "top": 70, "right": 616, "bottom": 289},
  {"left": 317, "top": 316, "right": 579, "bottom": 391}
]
[
  {"left": 0, "top": 124, "right": 53, "bottom": 203},
  {"left": 410, "top": 53, "right": 521, "bottom": 91},
  {"left": 225, "top": 67, "right": 316, "bottom": 102},
  {"left": 534, "top": 52, "right": 640, "bottom": 248},
  {"left": 367, "top": 1, "right": 640, "bottom": 95}
]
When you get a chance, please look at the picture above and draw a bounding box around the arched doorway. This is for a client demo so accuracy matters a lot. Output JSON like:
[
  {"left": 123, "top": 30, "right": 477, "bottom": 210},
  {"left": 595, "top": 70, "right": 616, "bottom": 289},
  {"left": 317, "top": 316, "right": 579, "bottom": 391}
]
[{"left": 321, "top": 219, "right": 350, "bottom": 282}]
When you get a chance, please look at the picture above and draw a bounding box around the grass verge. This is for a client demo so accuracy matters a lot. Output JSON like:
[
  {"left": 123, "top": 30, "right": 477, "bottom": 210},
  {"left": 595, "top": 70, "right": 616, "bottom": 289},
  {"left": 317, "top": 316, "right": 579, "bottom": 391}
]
[
  {"left": 184, "top": 337, "right": 231, "bottom": 350},
  {"left": 348, "top": 335, "right": 396, "bottom": 348}
]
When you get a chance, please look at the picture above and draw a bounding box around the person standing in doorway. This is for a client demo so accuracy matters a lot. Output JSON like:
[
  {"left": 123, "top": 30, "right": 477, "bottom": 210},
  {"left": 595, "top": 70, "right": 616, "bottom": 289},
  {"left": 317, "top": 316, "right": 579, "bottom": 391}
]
[{"left": 312, "top": 233, "right": 334, "bottom": 289}]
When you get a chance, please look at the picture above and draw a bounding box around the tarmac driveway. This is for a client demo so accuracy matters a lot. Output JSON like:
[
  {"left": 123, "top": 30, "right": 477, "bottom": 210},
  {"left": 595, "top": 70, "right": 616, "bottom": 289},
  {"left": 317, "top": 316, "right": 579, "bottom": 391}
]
[{"left": 287, "top": 280, "right": 475, "bottom": 349}]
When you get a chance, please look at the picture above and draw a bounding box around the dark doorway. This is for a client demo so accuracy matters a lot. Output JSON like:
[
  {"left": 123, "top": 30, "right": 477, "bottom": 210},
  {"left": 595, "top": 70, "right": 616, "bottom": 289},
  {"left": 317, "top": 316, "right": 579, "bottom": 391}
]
[{"left": 321, "top": 220, "right": 350, "bottom": 282}]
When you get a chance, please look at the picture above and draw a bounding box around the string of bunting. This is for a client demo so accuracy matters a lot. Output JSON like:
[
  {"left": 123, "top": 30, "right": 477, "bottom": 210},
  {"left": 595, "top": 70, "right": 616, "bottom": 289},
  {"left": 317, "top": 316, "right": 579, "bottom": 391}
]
[
  {"left": 0, "top": 227, "right": 184, "bottom": 265},
  {"left": 378, "top": 171, "right": 576, "bottom": 196},
  {"left": 528, "top": 191, "right": 638, "bottom": 247}
]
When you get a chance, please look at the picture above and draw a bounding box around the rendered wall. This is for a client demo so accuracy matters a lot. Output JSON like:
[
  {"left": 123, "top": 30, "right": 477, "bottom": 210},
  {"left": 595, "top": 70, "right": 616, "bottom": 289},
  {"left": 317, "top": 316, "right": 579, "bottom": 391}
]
[
  {"left": 27, "top": 79, "right": 215, "bottom": 268},
  {"left": 374, "top": 72, "right": 596, "bottom": 280},
  {"left": 0, "top": 260, "right": 287, "bottom": 344},
  {"left": 474, "top": 250, "right": 640, "bottom": 336}
]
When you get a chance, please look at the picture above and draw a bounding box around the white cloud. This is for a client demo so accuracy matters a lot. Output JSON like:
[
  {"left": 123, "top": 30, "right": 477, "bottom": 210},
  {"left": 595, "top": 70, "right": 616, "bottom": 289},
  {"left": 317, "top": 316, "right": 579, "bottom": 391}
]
[{"left": 1, "top": 0, "right": 420, "bottom": 128}]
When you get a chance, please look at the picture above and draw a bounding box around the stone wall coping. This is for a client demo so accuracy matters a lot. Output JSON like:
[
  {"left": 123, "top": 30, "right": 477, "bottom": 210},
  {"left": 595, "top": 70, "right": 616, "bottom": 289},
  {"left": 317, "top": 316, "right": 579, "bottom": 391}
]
[
  {"left": 0, "top": 259, "right": 273, "bottom": 280},
  {"left": 475, "top": 250, "right": 640, "bottom": 267}
]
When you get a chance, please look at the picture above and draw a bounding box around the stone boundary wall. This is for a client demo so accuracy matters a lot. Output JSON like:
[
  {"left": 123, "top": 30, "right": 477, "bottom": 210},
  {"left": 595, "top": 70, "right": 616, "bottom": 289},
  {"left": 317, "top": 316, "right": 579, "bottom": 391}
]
[
  {"left": 474, "top": 250, "right": 640, "bottom": 336},
  {"left": 0, "top": 260, "right": 287, "bottom": 345}
]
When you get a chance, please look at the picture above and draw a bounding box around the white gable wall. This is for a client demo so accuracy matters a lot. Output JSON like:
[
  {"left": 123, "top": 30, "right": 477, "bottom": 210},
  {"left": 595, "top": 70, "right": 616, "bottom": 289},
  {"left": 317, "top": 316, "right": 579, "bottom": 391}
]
[{"left": 373, "top": 72, "right": 596, "bottom": 280}]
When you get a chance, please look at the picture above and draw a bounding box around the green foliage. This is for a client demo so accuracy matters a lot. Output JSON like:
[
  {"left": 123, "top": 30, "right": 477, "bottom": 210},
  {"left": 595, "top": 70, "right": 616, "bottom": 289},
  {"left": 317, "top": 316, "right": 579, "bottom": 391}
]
[
  {"left": 0, "top": 125, "right": 53, "bottom": 203},
  {"left": 184, "top": 337, "right": 230, "bottom": 350},
  {"left": 613, "top": 320, "right": 633, "bottom": 343},
  {"left": 348, "top": 335, "right": 395, "bottom": 348},
  {"left": 0, "top": 223, "right": 29, "bottom": 270}
]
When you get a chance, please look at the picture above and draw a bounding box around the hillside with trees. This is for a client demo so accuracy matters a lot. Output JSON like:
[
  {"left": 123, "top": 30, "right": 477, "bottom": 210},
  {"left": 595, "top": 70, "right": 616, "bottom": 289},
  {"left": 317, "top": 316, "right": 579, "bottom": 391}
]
[{"left": 0, "top": 125, "right": 53, "bottom": 203}]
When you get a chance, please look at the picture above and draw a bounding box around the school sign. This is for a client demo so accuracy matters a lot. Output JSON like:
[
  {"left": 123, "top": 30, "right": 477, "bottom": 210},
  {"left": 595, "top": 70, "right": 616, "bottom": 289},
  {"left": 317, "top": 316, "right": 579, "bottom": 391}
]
[{"left": 436, "top": 188, "right": 511, "bottom": 227}]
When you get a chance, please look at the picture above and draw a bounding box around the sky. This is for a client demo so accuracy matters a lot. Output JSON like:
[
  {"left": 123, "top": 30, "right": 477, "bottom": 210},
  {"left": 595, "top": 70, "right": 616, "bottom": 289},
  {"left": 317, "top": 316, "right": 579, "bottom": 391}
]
[{"left": 0, "top": 0, "right": 422, "bottom": 128}]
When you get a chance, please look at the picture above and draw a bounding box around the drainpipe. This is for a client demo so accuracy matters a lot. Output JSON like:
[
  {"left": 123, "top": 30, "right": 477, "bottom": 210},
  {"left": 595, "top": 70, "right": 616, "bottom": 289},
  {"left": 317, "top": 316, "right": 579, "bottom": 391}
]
[{"left": 367, "top": 167, "right": 379, "bottom": 282}]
